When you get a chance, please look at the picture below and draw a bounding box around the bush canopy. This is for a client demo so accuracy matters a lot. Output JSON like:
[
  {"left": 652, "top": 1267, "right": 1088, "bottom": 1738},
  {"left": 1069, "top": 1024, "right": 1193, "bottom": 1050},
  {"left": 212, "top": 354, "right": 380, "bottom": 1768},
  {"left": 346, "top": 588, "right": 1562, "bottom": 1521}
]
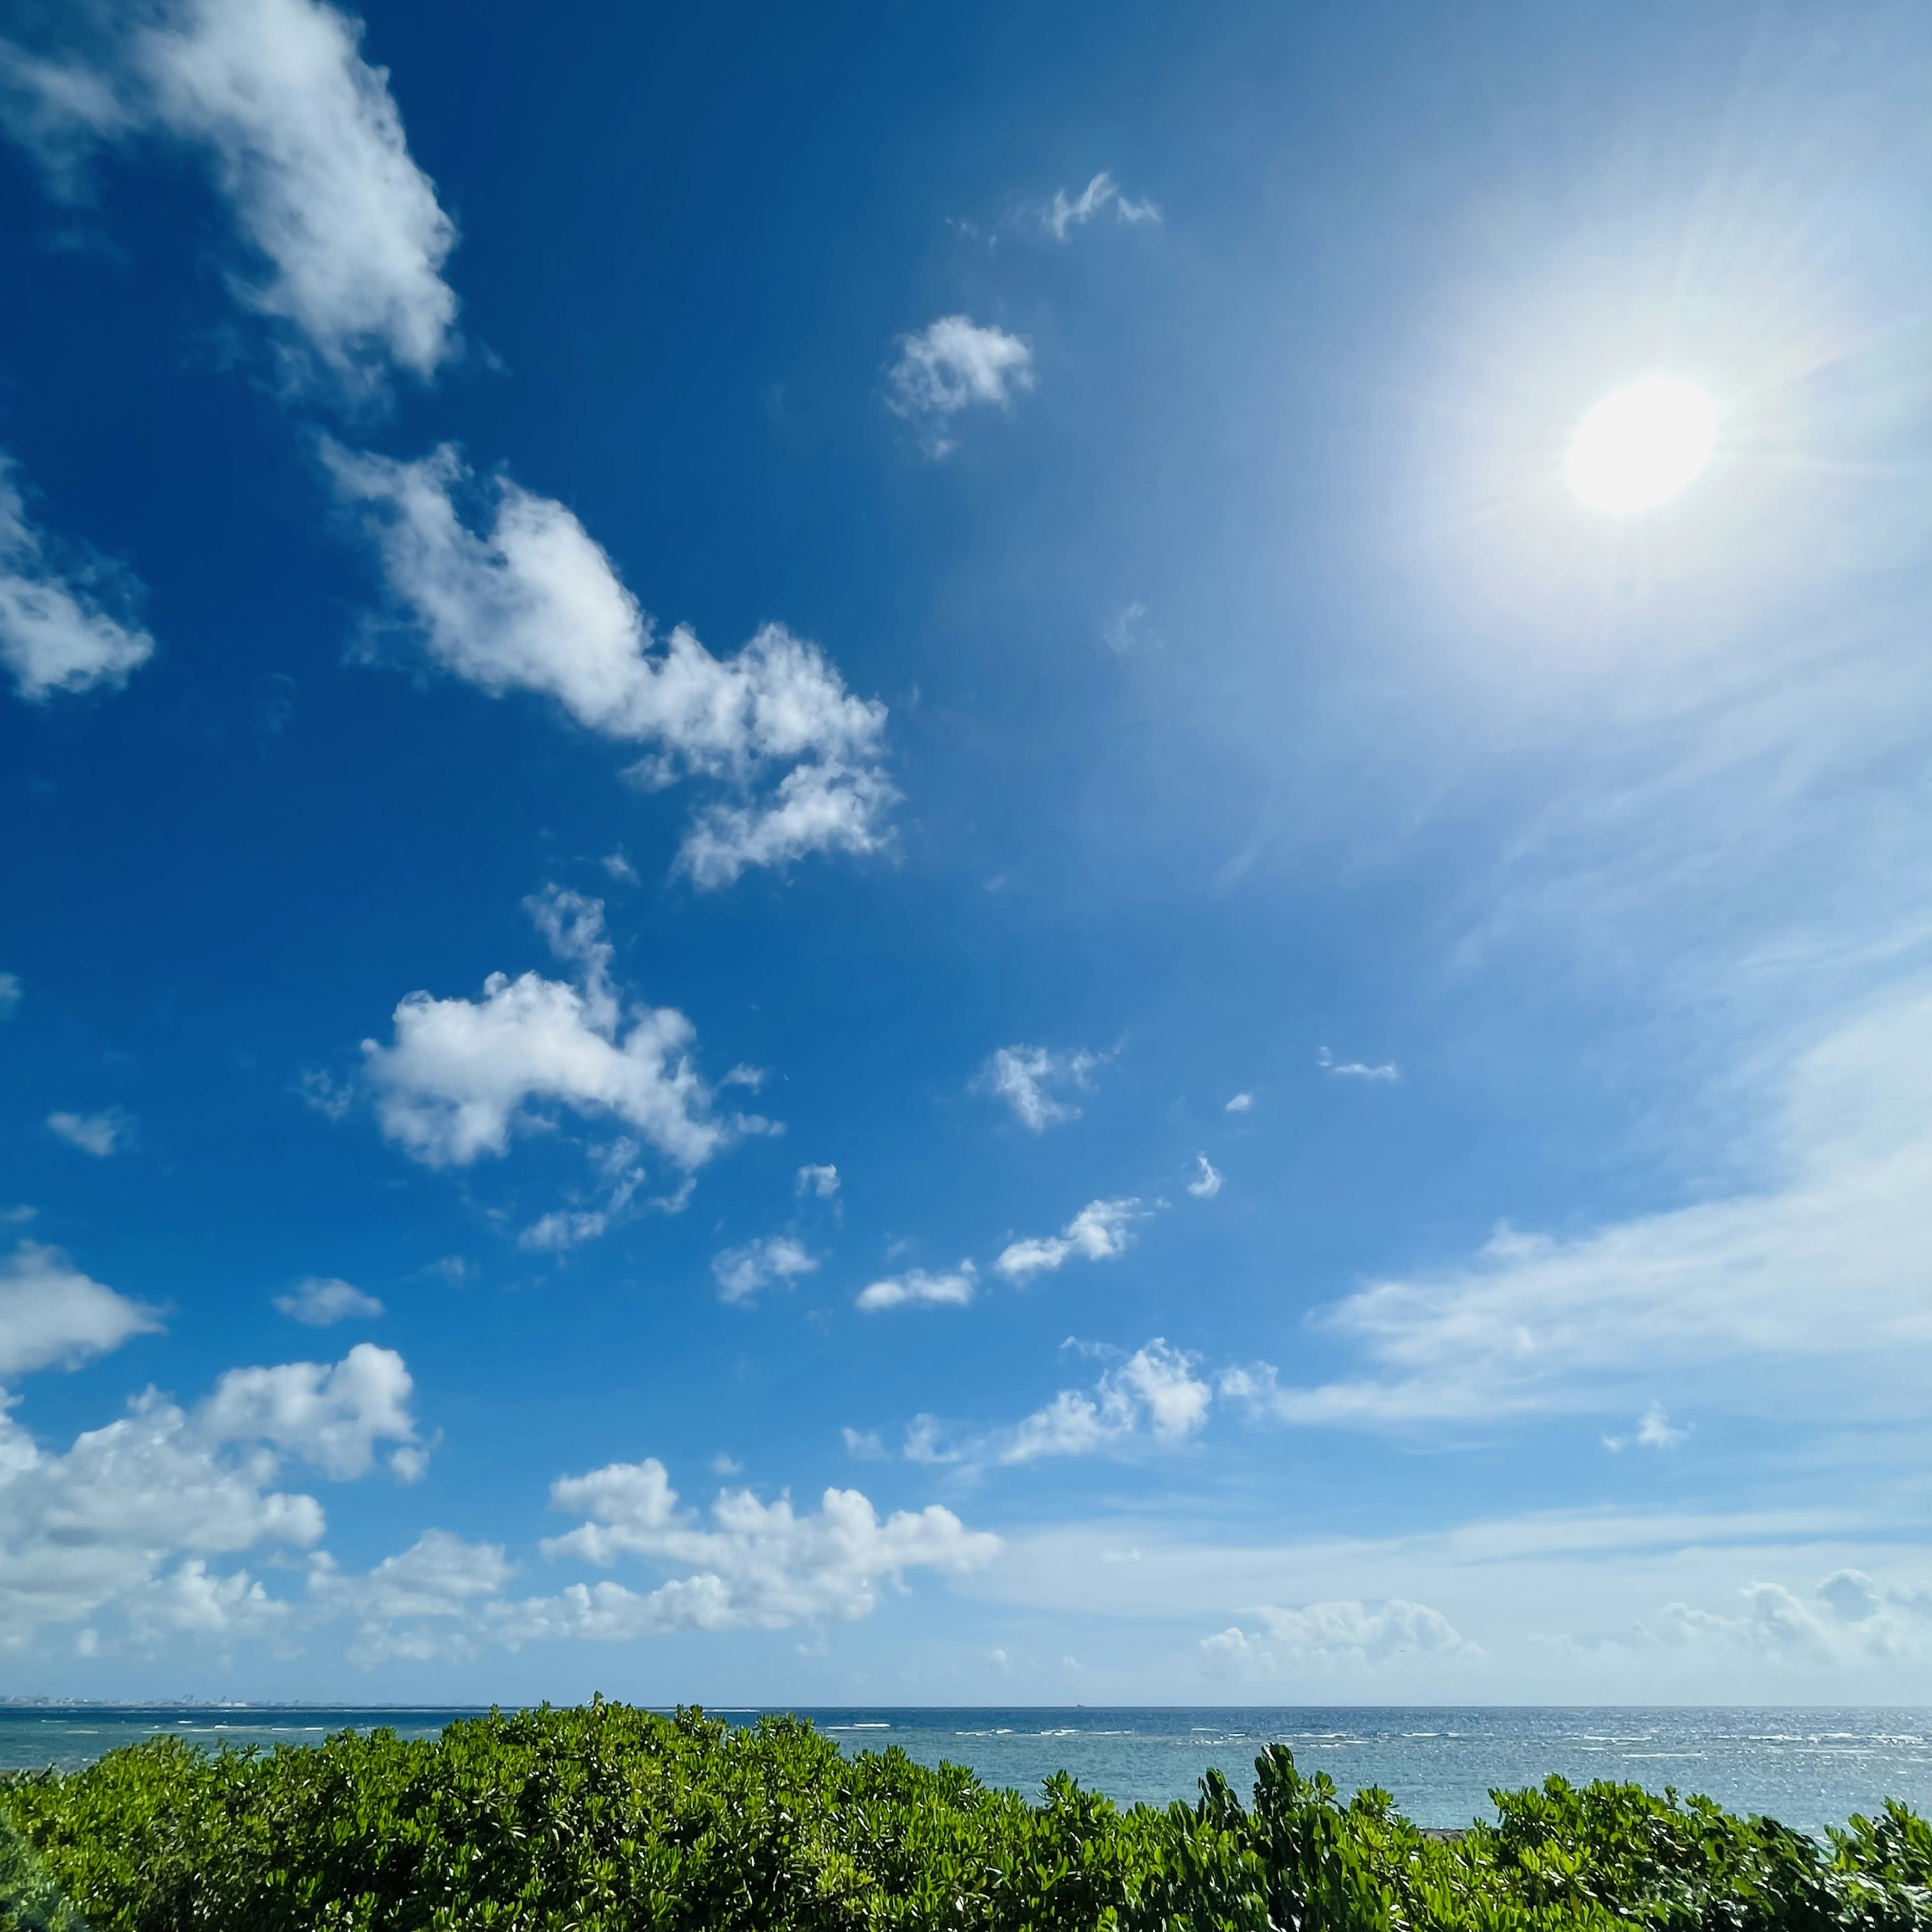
[{"left": 3, "top": 1700, "right": 1929, "bottom": 1930}]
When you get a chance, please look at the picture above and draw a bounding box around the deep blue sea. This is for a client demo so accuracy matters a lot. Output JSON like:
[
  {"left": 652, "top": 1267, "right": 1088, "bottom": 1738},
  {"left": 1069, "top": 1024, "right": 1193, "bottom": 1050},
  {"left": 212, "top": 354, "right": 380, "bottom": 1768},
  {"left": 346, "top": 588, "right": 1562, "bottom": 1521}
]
[{"left": 3, "top": 1706, "right": 1928, "bottom": 1834}]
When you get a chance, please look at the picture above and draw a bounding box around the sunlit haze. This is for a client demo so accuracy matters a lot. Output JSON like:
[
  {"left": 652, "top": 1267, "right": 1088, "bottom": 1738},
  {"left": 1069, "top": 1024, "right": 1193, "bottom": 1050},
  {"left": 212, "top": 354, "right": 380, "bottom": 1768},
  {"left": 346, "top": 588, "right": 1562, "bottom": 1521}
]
[{"left": 1565, "top": 376, "right": 1717, "bottom": 514}]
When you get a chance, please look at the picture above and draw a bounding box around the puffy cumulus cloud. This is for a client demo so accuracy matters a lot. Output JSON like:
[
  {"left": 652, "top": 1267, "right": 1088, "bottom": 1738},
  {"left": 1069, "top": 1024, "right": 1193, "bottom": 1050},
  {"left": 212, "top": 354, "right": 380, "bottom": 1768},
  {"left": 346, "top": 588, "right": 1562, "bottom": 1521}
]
[
  {"left": 0, "top": 1242, "right": 161, "bottom": 1381},
  {"left": 0, "top": 1341, "right": 419, "bottom": 1648},
  {"left": 1, "top": 0, "right": 458, "bottom": 389},
  {"left": 855, "top": 1262, "right": 976, "bottom": 1313},
  {"left": 1254, "top": 991, "right": 1932, "bottom": 1431},
  {"left": 1624, "top": 1571, "right": 1932, "bottom": 1668},
  {"left": 0, "top": 460, "right": 154, "bottom": 701},
  {"left": 307, "top": 1529, "right": 515, "bottom": 1665},
  {"left": 796, "top": 1163, "right": 840, "bottom": 1199},
  {"left": 1001, "top": 1340, "right": 1211, "bottom": 1464},
  {"left": 495, "top": 1457, "right": 998, "bottom": 1639},
  {"left": 196, "top": 1343, "right": 423, "bottom": 1481},
  {"left": 123, "top": 1559, "right": 293, "bottom": 1647},
  {"left": 360, "top": 887, "right": 738, "bottom": 1185},
  {"left": 974, "top": 1043, "right": 1106, "bottom": 1132},
  {"left": 1201, "top": 1599, "right": 1478, "bottom": 1676},
  {"left": 325, "top": 444, "right": 892, "bottom": 885},
  {"left": 711, "top": 1235, "right": 816, "bottom": 1306},
  {"left": 886, "top": 316, "right": 1034, "bottom": 458},
  {"left": 46, "top": 1107, "right": 136, "bottom": 1156},
  {"left": 996, "top": 1198, "right": 1143, "bottom": 1282},
  {"left": 1043, "top": 171, "right": 1160, "bottom": 239},
  {"left": 273, "top": 1276, "right": 383, "bottom": 1327}
]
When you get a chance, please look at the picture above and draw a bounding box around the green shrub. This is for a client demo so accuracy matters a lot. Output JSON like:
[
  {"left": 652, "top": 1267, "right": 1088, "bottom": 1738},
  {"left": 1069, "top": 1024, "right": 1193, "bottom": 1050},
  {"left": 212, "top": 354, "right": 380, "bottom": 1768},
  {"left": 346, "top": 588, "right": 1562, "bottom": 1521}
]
[{"left": 3, "top": 1702, "right": 1928, "bottom": 1931}]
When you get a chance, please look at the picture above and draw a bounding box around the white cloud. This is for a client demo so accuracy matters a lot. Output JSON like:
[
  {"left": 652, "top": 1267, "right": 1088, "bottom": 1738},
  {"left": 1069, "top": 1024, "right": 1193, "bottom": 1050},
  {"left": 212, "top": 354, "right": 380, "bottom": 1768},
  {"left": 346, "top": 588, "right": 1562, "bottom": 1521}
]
[
  {"left": 842, "top": 1427, "right": 886, "bottom": 1460},
  {"left": 711, "top": 1235, "right": 816, "bottom": 1305},
  {"left": 903, "top": 1415, "right": 956, "bottom": 1465},
  {"left": 0, "top": 1342, "right": 421, "bottom": 1647},
  {"left": 123, "top": 1559, "right": 292, "bottom": 1647},
  {"left": 1043, "top": 171, "right": 1160, "bottom": 239},
  {"left": 1202, "top": 1599, "right": 1476, "bottom": 1677},
  {"left": 796, "top": 1162, "right": 839, "bottom": 1198},
  {"left": 325, "top": 444, "right": 892, "bottom": 884},
  {"left": 0, "top": 972, "right": 18, "bottom": 1017},
  {"left": 501, "top": 1457, "right": 998, "bottom": 1638},
  {"left": 46, "top": 1107, "right": 136, "bottom": 1157},
  {"left": 1253, "top": 989, "right": 1932, "bottom": 1431},
  {"left": 2, "top": 0, "right": 459, "bottom": 390},
  {"left": 0, "top": 1242, "right": 162, "bottom": 1381},
  {"left": 1225, "top": 1092, "right": 1253, "bottom": 1112},
  {"left": 361, "top": 887, "right": 736, "bottom": 1186},
  {"left": 519, "top": 1210, "right": 612, "bottom": 1252},
  {"left": 996, "top": 1198, "right": 1144, "bottom": 1281},
  {"left": 197, "top": 1342, "right": 422, "bottom": 1480},
  {"left": 1000, "top": 1340, "right": 1211, "bottom": 1463},
  {"left": 0, "top": 461, "right": 153, "bottom": 701},
  {"left": 307, "top": 1529, "right": 513, "bottom": 1665},
  {"left": 272, "top": 1276, "right": 383, "bottom": 1327},
  {"left": 1102, "top": 601, "right": 1150, "bottom": 655},
  {"left": 1636, "top": 1402, "right": 1689, "bottom": 1448},
  {"left": 516, "top": 1132, "right": 653, "bottom": 1250},
  {"left": 1317, "top": 1047, "right": 1398, "bottom": 1082},
  {"left": 886, "top": 316, "right": 1034, "bottom": 457},
  {"left": 0, "top": 1386, "right": 328, "bottom": 1644},
  {"left": 855, "top": 1262, "right": 976, "bottom": 1313},
  {"left": 975, "top": 1043, "right": 1105, "bottom": 1132},
  {"left": 1186, "top": 1155, "right": 1223, "bottom": 1199}
]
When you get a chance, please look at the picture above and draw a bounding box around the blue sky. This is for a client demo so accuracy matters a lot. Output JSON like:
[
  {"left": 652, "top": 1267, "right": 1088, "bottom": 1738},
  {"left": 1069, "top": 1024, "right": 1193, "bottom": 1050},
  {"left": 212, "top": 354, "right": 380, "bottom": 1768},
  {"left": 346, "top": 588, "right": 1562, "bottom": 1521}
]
[{"left": 2, "top": 0, "right": 1929, "bottom": 1703}]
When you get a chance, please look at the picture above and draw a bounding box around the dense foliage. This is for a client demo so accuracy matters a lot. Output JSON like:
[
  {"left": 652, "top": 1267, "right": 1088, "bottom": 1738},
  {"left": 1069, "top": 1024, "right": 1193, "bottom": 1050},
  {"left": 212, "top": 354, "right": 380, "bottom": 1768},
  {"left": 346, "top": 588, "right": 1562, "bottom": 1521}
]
[{"left": 3, "top": 1701, "right": 1929, "bottom": 1931}]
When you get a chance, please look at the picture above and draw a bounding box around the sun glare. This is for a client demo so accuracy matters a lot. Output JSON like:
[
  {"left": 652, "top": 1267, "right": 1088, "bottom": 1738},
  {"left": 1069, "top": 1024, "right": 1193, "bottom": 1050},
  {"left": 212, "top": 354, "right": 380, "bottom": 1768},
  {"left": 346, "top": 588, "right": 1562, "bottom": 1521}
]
[{"left": 1566, "top": 377, "right": 1716, "bottom": 515}]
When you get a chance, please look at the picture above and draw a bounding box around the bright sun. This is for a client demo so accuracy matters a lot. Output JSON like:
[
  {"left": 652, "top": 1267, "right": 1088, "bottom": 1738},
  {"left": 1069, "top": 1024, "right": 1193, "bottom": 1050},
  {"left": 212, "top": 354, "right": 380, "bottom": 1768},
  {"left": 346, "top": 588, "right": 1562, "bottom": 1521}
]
[{"left": 1565, "top": 376, "right": 1716, "bottom": 515}]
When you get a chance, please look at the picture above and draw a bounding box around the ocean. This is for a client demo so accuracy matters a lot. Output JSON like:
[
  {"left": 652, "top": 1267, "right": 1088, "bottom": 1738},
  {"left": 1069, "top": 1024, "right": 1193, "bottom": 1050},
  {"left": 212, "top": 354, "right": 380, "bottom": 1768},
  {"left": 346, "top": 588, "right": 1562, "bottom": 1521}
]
[{"left": 3, "top": 1705, "right": 1927, "bottom": 1834}]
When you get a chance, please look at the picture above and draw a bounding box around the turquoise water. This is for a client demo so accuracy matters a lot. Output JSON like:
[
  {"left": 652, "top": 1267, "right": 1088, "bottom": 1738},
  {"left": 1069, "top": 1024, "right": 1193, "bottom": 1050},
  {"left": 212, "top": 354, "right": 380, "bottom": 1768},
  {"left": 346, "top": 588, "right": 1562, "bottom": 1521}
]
[{"left": 3, "top": 1705, "right": 1928, "bottom": 1833}]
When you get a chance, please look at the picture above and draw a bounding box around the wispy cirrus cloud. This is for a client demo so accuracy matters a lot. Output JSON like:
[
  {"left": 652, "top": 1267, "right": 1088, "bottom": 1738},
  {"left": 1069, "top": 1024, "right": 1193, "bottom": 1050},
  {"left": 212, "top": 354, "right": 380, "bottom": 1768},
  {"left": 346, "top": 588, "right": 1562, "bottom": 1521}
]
[
  {"left": 1042, "top": 171, "right": 1160, "bottom": 239},
  {"left": 325, "top": 444, "right": 893, "bottom": 886},
  {"left": 1233, "top": 990, "right": 1932, "bottom": 1432}
]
